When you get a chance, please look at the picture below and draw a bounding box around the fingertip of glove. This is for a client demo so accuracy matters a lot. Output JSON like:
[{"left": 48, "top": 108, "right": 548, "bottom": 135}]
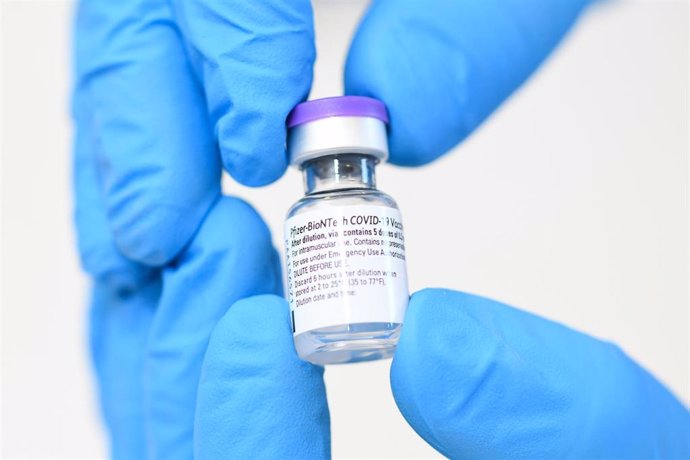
[
  {"left": 165, "top": 196, "right": 266, "bottom": 265},
  {"left": 194, "top": 195, "right": 270, "bottom": 243},
  {"left": 201, "top": 293, "right": 324, "bottom": 413},
  {"left": 403, "top": 288, "right": 476, "bottom": 332},
  {"left": 198, "top": 294, "right": 330, "bottom": 459},
  {"left": 221, "top": 147, "right": 287, "bottom": 187},
  {"left": 391, "top": 288, "right": 500, "bottom": 455},
  {"left": 109, "top": 187, "right": 220, "bottom": 267},
  {"left": 387, "top": 133, "right": 447, "bottom": 167},
  {"left": 76, "top": 228, "right": 157, "bottom": 297},
  {"left": 216, "top": 108, "right": 290, "bottom": 187},
  {"left": 346, "top": 60, "right": 465, "bottom": 169},
  {"left": 345, "top": 1, "right": 483, "bottom": 168},
  {"left": 392, "top": 288, "right": 466, "bottom": 378},
  {"left": 218, "top": 294, "right": 292, "bottom": 344},
  {"left": 392, "top": 289, "right": 501, "bottom": 391},
  {"left": 204, "top": 294, "right": 306, "bottom": 371}
]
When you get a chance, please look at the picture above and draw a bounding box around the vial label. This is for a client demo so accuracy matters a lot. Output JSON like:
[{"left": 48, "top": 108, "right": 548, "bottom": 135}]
[{"left": 285, "top": 205, "right": 409, "bottom": 335}]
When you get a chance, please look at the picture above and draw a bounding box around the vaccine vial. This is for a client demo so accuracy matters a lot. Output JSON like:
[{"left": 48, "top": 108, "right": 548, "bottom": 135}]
[{"left": 284, "top": 96, "right": 409, "bottom": 365}]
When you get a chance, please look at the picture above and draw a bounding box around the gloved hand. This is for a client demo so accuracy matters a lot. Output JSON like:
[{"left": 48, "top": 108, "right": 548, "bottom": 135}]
[
  {"left": 345, "top": 2, "right": 690, "bottom": 455},
  {"left": 75, "top": 0, "right": 687, "bottom": 458},
  {"left": 193, "top": 290, "right": 690, "bottom": 458},
  {"left": 73, "top": 0, "right": 317, "bottom": 457}
]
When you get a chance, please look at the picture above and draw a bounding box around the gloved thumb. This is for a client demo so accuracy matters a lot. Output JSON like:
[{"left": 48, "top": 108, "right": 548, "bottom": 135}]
[
  {"left": 391, "top": 288, "right": 690, "bottom": 458},
  {"left": 194, "top": 295, "right": 331, "bottom": 459}
]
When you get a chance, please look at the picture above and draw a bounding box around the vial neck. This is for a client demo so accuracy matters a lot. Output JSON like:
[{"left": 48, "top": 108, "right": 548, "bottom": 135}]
[{"left": 302, "top": 154, "right": 378, "bottom": 195}]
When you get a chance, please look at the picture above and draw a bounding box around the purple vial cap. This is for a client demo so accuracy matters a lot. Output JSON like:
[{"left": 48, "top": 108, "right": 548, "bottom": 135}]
[{"left": 286, "top": 96, "right": 389, "bottom": 129}]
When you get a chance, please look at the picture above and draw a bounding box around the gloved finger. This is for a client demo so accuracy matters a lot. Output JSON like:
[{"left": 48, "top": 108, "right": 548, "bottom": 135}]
[
  {"left": 89, "top": 279, "right": 158, "bottom": 460},
  {"left": 195, "top": 295, "right": 330, "bottom": 459},
  {"left": 72, "top": 86, "right": 156, "bottom": 289},
  {"left": 169, "top": 0, "right": 315, "bottom": 186},
  {"left": 74, "top": 0, "right": 221, "bottom": 267},
  {"left": 144, "top": 196, "right": 283, "bottom": 458},
  {"left": 391, "top": 289, "right": 690, "bottom": 458},
  {"left": 74, "top": 92, "right": 159, "bottom": 457},
  {"left": 345, "top": 0, "right": 591, "bottom": 166}
]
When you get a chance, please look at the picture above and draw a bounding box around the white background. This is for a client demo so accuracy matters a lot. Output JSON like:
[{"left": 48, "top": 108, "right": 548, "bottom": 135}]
[{"left": 1, "top": 0, "right": 688, "bottom": 458}]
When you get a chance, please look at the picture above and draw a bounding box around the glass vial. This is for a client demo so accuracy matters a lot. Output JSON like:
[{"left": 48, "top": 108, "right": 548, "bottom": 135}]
[{"left": 284, "top": 96, "right": 409, "bottom": 365}]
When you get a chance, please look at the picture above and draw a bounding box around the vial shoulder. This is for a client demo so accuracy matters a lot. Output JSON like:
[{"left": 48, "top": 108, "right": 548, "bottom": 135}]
[{"left": 287, "top": 189, "right": 399, "bottom": 219}]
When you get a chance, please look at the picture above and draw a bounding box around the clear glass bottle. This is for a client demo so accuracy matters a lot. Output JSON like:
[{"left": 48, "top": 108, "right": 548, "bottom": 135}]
[{"left": 284, "top": 96, "right": 409, "bottom": 365}]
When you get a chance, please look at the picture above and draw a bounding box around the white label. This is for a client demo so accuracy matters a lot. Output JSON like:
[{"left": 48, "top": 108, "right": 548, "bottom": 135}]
[{"left": 285, "top": 205, "right": 409, "bottom": 335}]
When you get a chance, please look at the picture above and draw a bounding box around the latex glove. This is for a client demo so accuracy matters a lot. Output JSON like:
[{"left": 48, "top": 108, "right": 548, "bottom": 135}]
[
  {"left": 73, "top": 0, "right": 323, "bottom": 457},
  {"left": 391, "top": 289, "right": 690, "bottom": 458}
]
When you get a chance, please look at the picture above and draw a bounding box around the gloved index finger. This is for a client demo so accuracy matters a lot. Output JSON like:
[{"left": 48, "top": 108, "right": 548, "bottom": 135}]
[
  {"left": 74, "top": 0, "right": 221, "bottom": 267},
  {"left": 345, "top": 0, "right": 591, "bottom": 166},
  {"left": 169, "top": 0, "right": 315, "bottom": 187}
]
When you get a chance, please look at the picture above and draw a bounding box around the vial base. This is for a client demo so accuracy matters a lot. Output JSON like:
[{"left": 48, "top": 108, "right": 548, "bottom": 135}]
[{"left": 294, "top": 322, "right": 401, "bottom": 366}]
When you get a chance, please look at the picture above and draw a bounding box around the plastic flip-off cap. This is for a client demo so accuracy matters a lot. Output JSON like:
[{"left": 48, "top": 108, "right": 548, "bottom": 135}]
[{"left": 286, "top": 96, "right": 390, "bottom": 167}]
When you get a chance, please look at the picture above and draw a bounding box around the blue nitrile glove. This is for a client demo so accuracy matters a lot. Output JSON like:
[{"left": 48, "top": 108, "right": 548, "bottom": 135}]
[
  {"left": 391, "top": 289, "right": 690, "bottom": 458},
  {"left": 77, "top": 117, "right": 330, "bottom": 457},
  {"left": 75, "top": 0, "right": 688, "bottom": 458},
  {"left": 73, "top": 0, "right": 325, "bottom": 458},
  {"left": 193, "top": 295, "right": 330, "bottom": 458},
  {"left": 194, "top": 291, "right": 690, "bottom": 458},
  {"left": 341, "top": 3, "right": 690, "bottom": 454}
]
